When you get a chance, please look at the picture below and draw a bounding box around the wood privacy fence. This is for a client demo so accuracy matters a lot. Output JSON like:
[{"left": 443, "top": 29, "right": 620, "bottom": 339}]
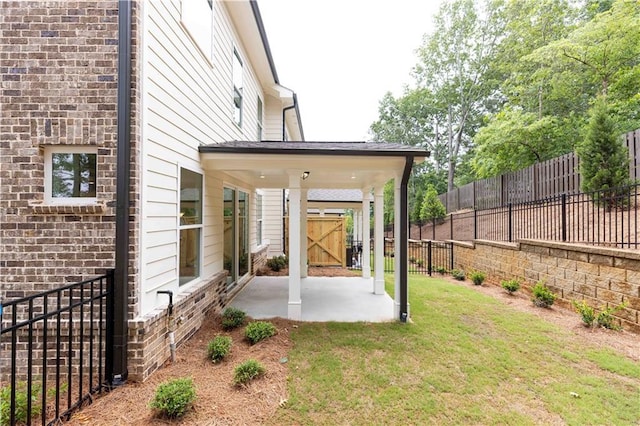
[
  {"left": 440, "top": 128, "right": 640, "bottom": 213},
  {"left": 285, "top": 216, "right": 347, "bottom": 267}
]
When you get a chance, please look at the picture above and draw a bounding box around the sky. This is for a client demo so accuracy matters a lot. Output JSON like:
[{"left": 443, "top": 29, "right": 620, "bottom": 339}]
[{"left": 257, "top": 0, "right": 444, "bottom": 141}]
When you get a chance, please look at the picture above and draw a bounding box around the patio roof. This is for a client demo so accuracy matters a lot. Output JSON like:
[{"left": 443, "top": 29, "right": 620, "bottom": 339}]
[{"left": 199, "top": 141, "right": 429, "bottom": 189}]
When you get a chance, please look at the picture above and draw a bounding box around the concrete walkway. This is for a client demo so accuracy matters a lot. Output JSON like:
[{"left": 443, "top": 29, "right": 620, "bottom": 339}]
[{"left": 229, "top": 276, "right": 395, "bottom": 322}]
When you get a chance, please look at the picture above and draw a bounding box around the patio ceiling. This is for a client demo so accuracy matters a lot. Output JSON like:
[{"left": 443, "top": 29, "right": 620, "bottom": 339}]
[{"left": 199, "top": 141, "right": 429, "bottom": 189}]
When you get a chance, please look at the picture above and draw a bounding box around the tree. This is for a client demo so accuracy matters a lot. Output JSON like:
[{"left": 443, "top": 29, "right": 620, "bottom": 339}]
[
  {"left": 420, "top": 185, "right": 447, "bottom": 223},
  {"left": 413, "top": 0, "right": 506, "bottom": 190},
  {"left": 576, "top": 97, "right": 630, "bottom": 208}
]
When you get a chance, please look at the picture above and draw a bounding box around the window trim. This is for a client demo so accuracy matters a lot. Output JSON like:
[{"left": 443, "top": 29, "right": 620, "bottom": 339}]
[
  {"left": 233, "top": 48, "right": 243, "bottom": 127},
  {"left": 44, "top": 145, "right": 98, "bottom": 205},
  {"left": 256, "top": 97, "right": 263, "bottom": 141},
  {"left": 180, "top": 0, "right": 214, "bottom": 65},
  {"left": 178, "top": 166, "right": 204, "bottom": 286}
]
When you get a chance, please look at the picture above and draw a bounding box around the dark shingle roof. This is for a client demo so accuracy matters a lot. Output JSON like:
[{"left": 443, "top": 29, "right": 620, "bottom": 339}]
[{"left": 199, "top": 141, "right": 429, "bottom": 157}]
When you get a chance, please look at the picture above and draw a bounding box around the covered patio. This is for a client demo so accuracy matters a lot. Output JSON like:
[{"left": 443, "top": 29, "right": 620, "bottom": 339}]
[
  {"left": 199, "top": 141, "right": 429, "bottom": 322},
  {"left": 229, "top": 276, "right": 395, "bottom": 322}
]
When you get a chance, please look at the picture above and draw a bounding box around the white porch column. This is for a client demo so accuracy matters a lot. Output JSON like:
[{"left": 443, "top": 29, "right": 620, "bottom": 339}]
[
  {"left": 288, "top": 175, "right": 302, "bottom": 320},
  {"left": 394, "top": 175, "right": 402, "bottom": 318},
  {"left": 361, "top": 190, "right": 371, "bottom": 279},
  {"left": 374, "top": 185, "right": 385, "bottom": 295},
  {"left": 301, "top": 189, "right": 308, "bottom": 278}
]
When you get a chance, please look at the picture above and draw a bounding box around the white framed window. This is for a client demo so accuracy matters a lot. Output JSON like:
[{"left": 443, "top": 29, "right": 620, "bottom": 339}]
[
  {"left": 179, "top": 167, "right": 203, "bottom": 286},
  {"left": 256, "top": 191, "right": 263, "bottom": 246},
  {"left": 181, "top": 0, "right": 214, "bottom": 63},
  {"left": 256, "top": 97, "right": 263, "bottom": 141},
  {"left": 233, "top": 49, "right": 243, "bottom": 126},
  {"left": 44, "top": 145, "right": 97, "bottom": 204}
]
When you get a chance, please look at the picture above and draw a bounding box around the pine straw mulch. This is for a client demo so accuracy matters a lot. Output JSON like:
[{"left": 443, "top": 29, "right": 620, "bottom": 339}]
[
  {"left": 66, "top": 267, "right": 638, "bottom": 425},
  {"left": 66, "top": 315, "right": 296, "bottom": 426}
]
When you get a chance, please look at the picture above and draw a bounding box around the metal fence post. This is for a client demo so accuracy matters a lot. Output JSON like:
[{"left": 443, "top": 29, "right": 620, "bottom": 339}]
[
  {"left": 508, "top": 203, "right": 513, "bottom": 242},
  {"left": 474, "top": 208, "right": 478, "bottom": 240},
  {"left": 450, "top": 213, "right": 453, "bottom": 240},
  {"left": 428, "top": 240, "right": 432, "bottom": 276},
  {"left": 561, "top": 193, "right": 567, "bottom": 242}
]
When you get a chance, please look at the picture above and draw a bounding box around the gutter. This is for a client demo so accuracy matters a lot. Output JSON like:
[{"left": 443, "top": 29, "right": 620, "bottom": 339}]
[
  {"left": 399, "top": 156, "right": 414, "bottom": 322},
  {"left": 111, "top": 0, "right": 132, "bottom": 385}
]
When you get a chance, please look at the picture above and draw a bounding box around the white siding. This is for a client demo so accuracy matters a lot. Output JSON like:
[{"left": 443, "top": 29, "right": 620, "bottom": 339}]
[
  {"left": 262, "top": 188, "right": 284, "bottom": 257},
  {"left": 140, "top": 0, "right": 267, "bottom": 315}
]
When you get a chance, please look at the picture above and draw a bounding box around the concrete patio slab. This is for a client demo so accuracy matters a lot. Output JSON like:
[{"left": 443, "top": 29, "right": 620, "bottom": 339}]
[{"left": 229, "top": 276, "right": 395, "bottom": 322}]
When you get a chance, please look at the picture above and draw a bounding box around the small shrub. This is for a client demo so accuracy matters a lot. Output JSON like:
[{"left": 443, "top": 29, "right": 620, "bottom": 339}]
[
  {"left": 149, "top": 377, "right": 196, "bottom": 419},
  {"left": 245, "top": 321, "right": 277, "bottom": 344},
  {"left": 233, "top": 359, "right": 265, "bottom": 385},
  {"left": 434, "top": 266, "right": 447, "bottom": 274},
  {"left": 572, "top": 300, "right": 596, "bottom": 327},
  {"left": 221, "top": 307, "right": 246, "bottom": 330},
  {"left": 501, "top": 279, "right": 521, "bottom": 294},
  {"left": 409, "top": 256, "right": 416, "bottom": 263},
  {"left": 415, "top": 259, "right": 424, "bottom": 267},
  {"left": 596, "top": 302, "right": 626, "bottom": 330},
  {"left": 266, "top": 255, "right": 288, "bottom": 272},
  {"left": 0, "top": 382, "right": 42, "bottom": 426},
  {"left": 531, "top": 281, "right": 556, "bottom": 308},
  {"left": 451, "top": 269, "right": 465, "bottom": 281},
  {"left": 207, "top": 336, "right": 232, "bottom": 363},
  {"left": 469, "top": 270, "right": 486, "bottom": 286}
]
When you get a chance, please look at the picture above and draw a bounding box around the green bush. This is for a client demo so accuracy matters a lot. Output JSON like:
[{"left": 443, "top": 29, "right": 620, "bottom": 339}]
[
  {"left": 266, "top": 255, "right": 288, "bottom": 272},
  {"left": 0, "top": 382, "right": 42, "bottom": 426},
  {"left": 434, "top": 266, "right": 447, "bottom": 274},
  {"left": 451, "top": 269, "right": 465, "bottom": 281},
  {"left": 531, "top": 281, "right": 556, "bottom": 308},
  {"left": 233, "top": 359, "right": 265, "bottom": 385},
  {"left": 149, "top": 377, "right": 196, "bottom": 419},
  {"left": 596, "top": 303, "right": 626, "bottom": 330},
  {"left": 572, "top": 300, "right": 596, "bottom": 327},
  {"left": 501, "top": 279, "right": 521, "bottom": 294},
  {"left": 469, "top": 270, "right": 486, "bottom": 286},
  {"left": 207, "top": 336, "right": 232, "bottom": 363},
  {"left": 416, "top": 259, "right": 424, "bottom": 267},
  {"left": 221, "top": 307, "right": 246, "bottom": 330},
  {"left": 245, "top": 321, "right": 277, "bottom": 344}
]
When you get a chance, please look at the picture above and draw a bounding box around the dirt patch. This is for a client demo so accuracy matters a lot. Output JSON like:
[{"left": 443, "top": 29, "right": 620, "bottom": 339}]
[{"left": 67, "top": 269, "right": 638, "bottom": 425}]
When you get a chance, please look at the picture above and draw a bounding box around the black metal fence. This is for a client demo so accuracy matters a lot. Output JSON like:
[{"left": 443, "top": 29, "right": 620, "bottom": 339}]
[
  {"left": 414, "top": 183, "right": 640, "bottom": 249},
  {"left": 348, "top": 239, "right": 454, "bottom": 275},
  {"left": 0, "top": 270, "right": 114, "bottom": 425}
]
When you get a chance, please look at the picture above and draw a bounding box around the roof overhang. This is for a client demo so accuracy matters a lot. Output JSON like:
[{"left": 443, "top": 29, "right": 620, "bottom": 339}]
[{"left": 199, "top": 141, "right": 430, "bottom": 189}]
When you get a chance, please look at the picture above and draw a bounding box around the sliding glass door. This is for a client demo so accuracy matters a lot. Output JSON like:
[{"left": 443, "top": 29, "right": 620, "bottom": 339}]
[{"left": 223, "top": 187, "right": 250, "bottom": 290}]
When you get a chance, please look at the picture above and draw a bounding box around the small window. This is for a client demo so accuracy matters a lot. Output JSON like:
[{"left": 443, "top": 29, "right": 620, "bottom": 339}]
[
  {"left": 256, "top": 192, "right": 263, "bottom": 246},
  {"left": 233, "top": 49, "right": 243, "bottom": 126},
  {"left": 179, "top": 168, "right": 203, "bottom": 286},
  {"left": 181, "top": 0, "right": 214, "bottom": 62},
  {"left": 44, "top": 146, "right": 97, "bottom": 204},
  {"left": 256, "top": 97, "right": 263, "bottom": 141}
]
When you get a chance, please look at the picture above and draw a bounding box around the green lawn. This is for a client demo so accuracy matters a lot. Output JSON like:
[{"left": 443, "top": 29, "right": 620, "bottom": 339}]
[{"left": 269, "top": 275, "right": 639, "bottom": 425}]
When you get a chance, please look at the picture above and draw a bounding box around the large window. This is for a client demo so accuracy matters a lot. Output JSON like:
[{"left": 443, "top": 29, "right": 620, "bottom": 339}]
[
  {"left": 256, "top": 97, "right": 263, "bottom": 141},
  {"left": 181, "top": 0, "right": 214, "bottom": 62},
  {"left": 233, "top": 49, "right": 243, "bottom": 126},
  {"left": 44, "top": 146, "right": 97, "bottom": 204},
  {"left": 179, "top": 168, "right": 203, "bottom": 285}
]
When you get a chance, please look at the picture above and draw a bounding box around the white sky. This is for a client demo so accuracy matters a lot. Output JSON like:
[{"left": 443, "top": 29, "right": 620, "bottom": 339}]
[{"left": 257, "top": 0, "right": 443, "bottom": 141}]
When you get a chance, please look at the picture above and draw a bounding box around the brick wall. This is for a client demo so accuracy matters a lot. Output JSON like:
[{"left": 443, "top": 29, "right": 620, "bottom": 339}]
[
  {"left": 127, "top": 271, "right": 228, "bottom": 382},
  {"left": 453, "top": 239, "right": 640, "bottom": 333},
  {"left": 1, "top": 0, "right": 125, "bottom": 295}
]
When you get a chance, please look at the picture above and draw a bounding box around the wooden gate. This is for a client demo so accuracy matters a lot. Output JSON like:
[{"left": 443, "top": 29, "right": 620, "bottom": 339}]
[{"left": 286, "top": 216, "right": 346, "bottom": 267}]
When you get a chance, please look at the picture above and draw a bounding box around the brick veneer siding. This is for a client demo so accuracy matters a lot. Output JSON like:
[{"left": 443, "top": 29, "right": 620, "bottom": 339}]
[
  {"left": 251, "top": 244, "right": 269, "bottom": 273},
  {"left": 453, "top": 239, "right": 640, "bottom": 333},
  {"left": 127, "top": 272, "right": 228, "bottom": 381}
]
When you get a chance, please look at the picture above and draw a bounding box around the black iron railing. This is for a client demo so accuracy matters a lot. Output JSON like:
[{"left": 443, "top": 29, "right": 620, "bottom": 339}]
[
  {"left": 412, "top": 183, "right": 640, "bottom": 249},
  {"left": 0, "top": 270, "right": 114, "bottom": 425}
]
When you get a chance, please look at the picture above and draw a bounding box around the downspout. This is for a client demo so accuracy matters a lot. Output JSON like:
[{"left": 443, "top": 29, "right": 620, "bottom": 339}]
[
  {"left": 282, "top": 95, "right": 297, "bottom": 253},
  {"left": 112, "top": 0, "right": 132, "bottom": 385},
  {"left": 399, "top": 156, "right": 414, "bottom": 322}
]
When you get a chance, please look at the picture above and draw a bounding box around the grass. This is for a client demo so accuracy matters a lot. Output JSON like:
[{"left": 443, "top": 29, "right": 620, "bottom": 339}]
[{"left": 269, "top": 275, "right": 639, "bottom": 425}]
